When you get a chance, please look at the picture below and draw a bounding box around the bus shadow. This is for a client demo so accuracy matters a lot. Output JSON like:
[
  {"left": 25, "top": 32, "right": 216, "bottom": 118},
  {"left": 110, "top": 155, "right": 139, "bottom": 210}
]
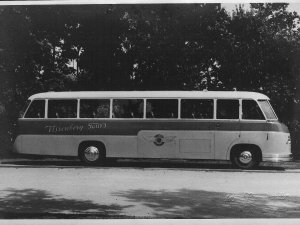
[{"left": 1, "top": 159, "right": 285, "bottom": 171}]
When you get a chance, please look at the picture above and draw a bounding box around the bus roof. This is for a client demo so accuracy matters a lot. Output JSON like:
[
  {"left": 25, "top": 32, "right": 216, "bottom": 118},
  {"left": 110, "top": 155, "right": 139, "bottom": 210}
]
[{"left": 29, "top": 91, "right": 270, "bottom": 100}]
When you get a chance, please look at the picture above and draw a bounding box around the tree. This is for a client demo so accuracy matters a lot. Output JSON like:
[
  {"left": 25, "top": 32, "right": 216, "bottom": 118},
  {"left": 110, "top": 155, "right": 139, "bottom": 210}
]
[
  {"left": 121, "top": 4, "right": 230, "bottom": 90},
  {"left": 0, "top": 6, "right": 76, "bottom": 138},
  {"left": 219, "top": 3, "right": 300, "bottom": 122}
]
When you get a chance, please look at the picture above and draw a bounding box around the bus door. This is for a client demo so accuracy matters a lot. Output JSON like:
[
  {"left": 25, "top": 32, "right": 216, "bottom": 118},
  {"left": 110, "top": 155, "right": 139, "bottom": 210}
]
[{"left": 214, "top": 99, "right": 241, "bottom": 159}]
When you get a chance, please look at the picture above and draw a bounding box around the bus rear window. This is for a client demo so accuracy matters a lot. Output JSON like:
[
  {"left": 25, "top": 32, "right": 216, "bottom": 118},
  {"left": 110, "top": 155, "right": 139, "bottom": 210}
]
[
  {"left": 258, "top": 100, "right": 277, "bottom": 120},
  {"left": 80, "top": 99, "right": 110, "bottom": 118},
  {"left": 24, "top": 100, "right": 45, "bottom": 118},
  {"left": 146, "top": 99, "right": 178, "bottom": 118},
  {"left": 48, "top": 100, "right": 77, "bottom": 118}
]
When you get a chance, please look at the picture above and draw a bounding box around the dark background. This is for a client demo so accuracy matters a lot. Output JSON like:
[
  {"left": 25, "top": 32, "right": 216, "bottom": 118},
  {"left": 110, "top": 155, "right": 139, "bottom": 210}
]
[{"left": 1, "top": 3, "right": 300, "bottom": 158}]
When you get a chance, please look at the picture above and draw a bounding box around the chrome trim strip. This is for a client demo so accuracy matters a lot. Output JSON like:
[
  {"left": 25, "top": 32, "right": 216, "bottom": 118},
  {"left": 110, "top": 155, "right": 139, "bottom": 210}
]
[{"left": 263, "top": 154, "right": 293, "bottom": 162}]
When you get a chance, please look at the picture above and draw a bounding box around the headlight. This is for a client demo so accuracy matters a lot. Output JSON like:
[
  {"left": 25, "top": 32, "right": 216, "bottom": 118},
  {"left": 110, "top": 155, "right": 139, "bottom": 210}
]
[{"left": 286, "top": 135, "right": 291, "bottom": 145}]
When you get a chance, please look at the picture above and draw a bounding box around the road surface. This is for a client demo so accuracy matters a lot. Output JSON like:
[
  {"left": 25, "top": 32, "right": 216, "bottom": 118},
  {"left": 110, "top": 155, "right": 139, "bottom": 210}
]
[{"left": 0, "top": 163, "right": 300, "bottom": 218}]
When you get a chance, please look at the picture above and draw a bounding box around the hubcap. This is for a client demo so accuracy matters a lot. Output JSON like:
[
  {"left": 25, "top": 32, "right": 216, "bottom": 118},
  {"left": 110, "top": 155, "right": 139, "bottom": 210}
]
[
  {"left": 84, "top": 146, "right": 100, "bottom": 162},
  {"left": 239, "top": 151, "right": 252, "bottom": 164}
]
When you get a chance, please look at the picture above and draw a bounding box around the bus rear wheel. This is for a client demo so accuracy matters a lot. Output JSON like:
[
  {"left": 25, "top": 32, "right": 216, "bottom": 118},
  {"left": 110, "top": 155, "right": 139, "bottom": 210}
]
[
  {"left": 231, "top": 147, "right": 260, "bottom": 169},
  {"left": 79, "top": 142, "right": 105, "bottom": 166}
]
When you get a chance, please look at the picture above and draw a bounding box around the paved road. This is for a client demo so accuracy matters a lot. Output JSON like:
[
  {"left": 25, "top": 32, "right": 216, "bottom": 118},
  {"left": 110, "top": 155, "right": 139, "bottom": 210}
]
[{"left": 0, "top": 163, "right": 300, "bottom": 219}]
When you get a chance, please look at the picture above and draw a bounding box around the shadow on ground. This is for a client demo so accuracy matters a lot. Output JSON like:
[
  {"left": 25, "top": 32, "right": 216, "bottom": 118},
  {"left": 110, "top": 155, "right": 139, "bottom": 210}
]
[
  {"left": 113, "top": 188, "right": 300, "bottom": 218},
  {"left": 0, "top": 188, "right": 133, "bottom": 219},
  {"left": 2, "top": 187, "right": 300, "bottom": 218},
  {"left": 0, "top": 159, "right": 286, "bottom": 171}
]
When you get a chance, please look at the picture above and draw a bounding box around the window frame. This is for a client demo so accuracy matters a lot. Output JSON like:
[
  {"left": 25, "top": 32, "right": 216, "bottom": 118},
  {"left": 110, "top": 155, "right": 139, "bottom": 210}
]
[{"left": 22, "top": 96, "right": 272, "bottom": 122}]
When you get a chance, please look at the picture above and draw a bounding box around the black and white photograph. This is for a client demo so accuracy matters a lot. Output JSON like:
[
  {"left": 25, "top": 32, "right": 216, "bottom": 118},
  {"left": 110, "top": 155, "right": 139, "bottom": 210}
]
[{"left": 0, "top": 1, "right": 300, "bottom": 222}]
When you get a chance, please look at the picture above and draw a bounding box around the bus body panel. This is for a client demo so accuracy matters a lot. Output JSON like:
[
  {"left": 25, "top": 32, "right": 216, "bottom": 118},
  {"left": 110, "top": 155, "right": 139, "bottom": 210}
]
[
  {"left": 261, "top": 132, "right": 291, "bottom": 161},
  {"left": 225, "top": 131, "right": 267, "bottom": 160},
  {"left": 105, "top": 136, "right": 138, "bottom": 157},
  {"left": 14, "top": 135, "right": 80, "bottom": 156},
  {"left": 14, "top": 118, "right": 291, "bottom": 161},
  {"left": 215, "top": 131, "right": 240, "bottom": 160},
  {"left": 17, "top": 119, "right": 216, "bottom": 135},
  {"left": 214, "top": 120, "right": 240, "bottom": 160},
  {"left": 224, "top": 130, "right": 291, "bottom": 161},
  {"left": 137, "top": 130, "right": 214, "bottom": 159},
  {"left": 13, "top": 135, "right": 139, "bottom": 158}
]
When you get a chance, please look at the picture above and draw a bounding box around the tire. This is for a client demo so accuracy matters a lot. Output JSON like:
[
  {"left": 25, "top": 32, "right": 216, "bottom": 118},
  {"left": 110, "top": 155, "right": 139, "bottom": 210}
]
[
  {"left": 78, "top": 142, "right": 106, "bottom": 166},
  {"left": 231, "top": 147, "right": 260, "bottom": 169}
]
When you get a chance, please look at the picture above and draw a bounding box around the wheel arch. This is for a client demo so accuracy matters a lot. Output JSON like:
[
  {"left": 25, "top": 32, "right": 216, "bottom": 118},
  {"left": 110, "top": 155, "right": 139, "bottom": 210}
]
[{"left": 229, "top": 143, "right": 262, "bottom": 162}]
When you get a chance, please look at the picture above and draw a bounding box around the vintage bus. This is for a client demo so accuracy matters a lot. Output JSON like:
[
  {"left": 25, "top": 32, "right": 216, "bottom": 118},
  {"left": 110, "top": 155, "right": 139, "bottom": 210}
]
[{"left": 13, "top": 91, "right": 292, "bottom": 169}]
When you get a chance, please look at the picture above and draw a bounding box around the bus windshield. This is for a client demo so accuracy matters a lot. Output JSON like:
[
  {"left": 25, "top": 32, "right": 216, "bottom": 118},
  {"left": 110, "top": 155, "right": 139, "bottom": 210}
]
[{"left": 258, "top": 100, "right": 277, "bottom": 120}]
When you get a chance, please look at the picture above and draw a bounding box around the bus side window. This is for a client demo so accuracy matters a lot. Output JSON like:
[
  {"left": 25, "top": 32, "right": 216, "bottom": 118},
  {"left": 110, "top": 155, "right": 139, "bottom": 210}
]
[
  {"left": 217, "top": 99, "right": 239, "bottom": 119},
  {"left": 181, "top": 99, "right": 213, "bottom": 119},
  {"left": 80, "top": 99, "right": 110, "bottom": 118},
  {"left": 146, "top": 99, "right": 178, "bottom": 119},
  {"left": 113, "top": 99, "right": 144, "bottom": 119},
  {"left": 242, "top": 100, "right": 265, "bottom": 120},
  {"left": 48, "top": 100, "right": 77, "bottom": 118},
  {"left": 24, "top": 100, "right": 45, "bottom": 118}
]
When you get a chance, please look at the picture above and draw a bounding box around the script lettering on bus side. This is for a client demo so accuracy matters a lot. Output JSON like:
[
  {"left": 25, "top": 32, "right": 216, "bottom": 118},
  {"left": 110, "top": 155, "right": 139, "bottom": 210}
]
[
  {"left": 45, "top": 124, "right": 84, "bottom": 133},
  {"left": 88, "top": 123, "right": 107, "bottom": 129}
]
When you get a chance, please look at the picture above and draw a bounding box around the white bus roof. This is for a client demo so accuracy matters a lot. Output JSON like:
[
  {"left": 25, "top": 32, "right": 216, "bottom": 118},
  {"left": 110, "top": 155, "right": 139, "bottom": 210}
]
[{"left": 29, "top": 91, "right": 269, "bottom": 100}]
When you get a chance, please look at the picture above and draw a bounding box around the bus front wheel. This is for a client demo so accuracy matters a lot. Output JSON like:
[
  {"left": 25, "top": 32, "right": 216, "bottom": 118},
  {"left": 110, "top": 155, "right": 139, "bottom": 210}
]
[
  {"left": 231, "top": 147, "right": 260, "bottom": 169},
  {"left": 79, "top": 142, "right": 106, "bottom": 166}
]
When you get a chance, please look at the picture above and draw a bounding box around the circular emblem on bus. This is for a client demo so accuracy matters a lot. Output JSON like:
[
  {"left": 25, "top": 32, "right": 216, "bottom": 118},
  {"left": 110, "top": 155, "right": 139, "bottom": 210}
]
[{"left": 154, "top": 134, "right": 165, "bottom": 146}]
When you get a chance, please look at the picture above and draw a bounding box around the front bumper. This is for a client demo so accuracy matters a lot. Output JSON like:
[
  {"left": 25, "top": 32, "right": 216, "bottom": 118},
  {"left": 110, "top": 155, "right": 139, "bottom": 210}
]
[{"left": 263, "top": 154, "right": 293, "bottom": 162}]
